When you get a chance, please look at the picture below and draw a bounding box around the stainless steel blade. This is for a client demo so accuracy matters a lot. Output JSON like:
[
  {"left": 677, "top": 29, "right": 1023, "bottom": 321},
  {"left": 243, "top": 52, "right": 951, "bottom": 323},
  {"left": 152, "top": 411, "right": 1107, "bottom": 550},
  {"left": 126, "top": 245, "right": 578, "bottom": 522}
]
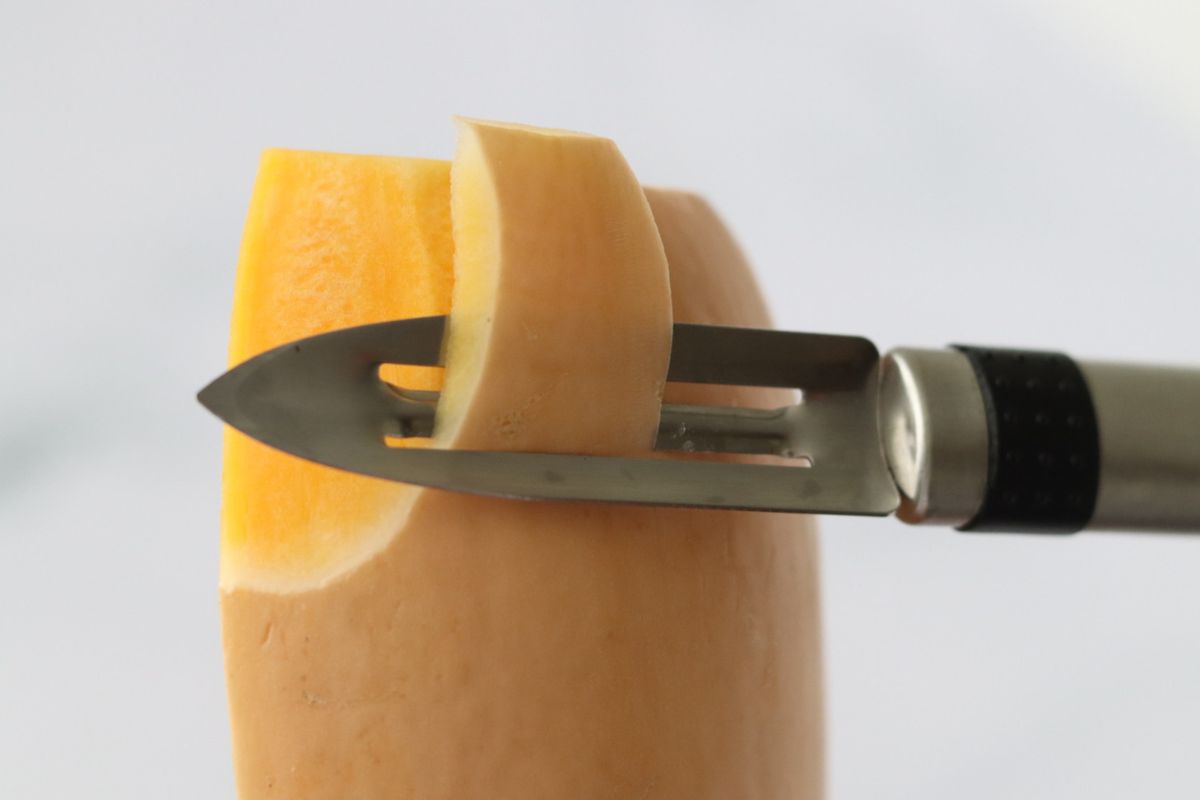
[{"left": 198, "top": 316, "right": 900, "bottom": 516}]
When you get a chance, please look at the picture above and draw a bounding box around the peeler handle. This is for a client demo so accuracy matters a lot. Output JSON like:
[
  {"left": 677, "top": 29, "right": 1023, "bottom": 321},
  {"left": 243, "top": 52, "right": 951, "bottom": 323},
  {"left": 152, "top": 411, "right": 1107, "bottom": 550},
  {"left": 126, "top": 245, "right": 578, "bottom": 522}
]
[{"left": 878, "top": 347, "right": 1200, "bottom": 533}]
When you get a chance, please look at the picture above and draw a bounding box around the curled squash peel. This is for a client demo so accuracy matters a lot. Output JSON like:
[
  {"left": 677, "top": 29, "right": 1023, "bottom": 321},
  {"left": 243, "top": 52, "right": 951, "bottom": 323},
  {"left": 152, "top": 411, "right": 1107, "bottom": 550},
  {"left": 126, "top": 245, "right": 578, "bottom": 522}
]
[{"left": 220, "top": 119, "right": 822, "bottom": 799}]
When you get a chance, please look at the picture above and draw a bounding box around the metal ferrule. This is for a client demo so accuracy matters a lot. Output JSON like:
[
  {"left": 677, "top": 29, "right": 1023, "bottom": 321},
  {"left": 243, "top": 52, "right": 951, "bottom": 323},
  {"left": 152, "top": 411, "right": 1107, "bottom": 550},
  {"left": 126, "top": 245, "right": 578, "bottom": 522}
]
[
  {"left": 878, "top": 348, "right": 989, "bottom": 527},
  {"left": 879, "top": 347, "right": 1200, "bottom": 533}
]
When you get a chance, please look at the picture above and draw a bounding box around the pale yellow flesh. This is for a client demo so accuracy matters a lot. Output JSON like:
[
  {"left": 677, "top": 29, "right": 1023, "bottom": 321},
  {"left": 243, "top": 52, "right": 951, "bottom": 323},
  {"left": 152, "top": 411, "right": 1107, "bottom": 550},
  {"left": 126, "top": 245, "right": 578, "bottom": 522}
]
[{"left": 220, "top": 121, "right": 822, "bottom": 799}]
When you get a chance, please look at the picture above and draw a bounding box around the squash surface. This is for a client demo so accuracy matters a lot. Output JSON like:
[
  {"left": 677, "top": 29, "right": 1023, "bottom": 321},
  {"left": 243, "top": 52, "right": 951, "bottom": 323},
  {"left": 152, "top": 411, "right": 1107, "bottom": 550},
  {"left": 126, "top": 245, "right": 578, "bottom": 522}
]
[{"left": 220, "top": 120, "right": 822, "bottom": 799}]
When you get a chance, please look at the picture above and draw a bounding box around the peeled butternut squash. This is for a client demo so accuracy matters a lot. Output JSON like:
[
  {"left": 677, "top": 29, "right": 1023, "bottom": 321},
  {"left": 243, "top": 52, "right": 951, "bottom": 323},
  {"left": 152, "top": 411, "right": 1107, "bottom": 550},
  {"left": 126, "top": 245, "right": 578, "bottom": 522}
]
[{"left": 220, "top": 119, "right": 823, "bottom": 799}]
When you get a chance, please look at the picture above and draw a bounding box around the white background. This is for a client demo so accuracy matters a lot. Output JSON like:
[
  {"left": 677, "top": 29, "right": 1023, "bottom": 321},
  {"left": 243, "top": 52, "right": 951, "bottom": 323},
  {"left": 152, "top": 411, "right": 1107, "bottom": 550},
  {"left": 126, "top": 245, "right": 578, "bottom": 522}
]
[{"left": 3, "top": 1, "right": 1199, "bottom": 797}]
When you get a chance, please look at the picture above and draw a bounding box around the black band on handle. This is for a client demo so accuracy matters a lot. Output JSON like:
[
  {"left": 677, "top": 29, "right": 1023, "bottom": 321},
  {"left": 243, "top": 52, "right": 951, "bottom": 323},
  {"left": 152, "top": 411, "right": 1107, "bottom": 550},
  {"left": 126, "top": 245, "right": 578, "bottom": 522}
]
[{"left": 952, "top": 346, "right": 1101, "bottom": 533}]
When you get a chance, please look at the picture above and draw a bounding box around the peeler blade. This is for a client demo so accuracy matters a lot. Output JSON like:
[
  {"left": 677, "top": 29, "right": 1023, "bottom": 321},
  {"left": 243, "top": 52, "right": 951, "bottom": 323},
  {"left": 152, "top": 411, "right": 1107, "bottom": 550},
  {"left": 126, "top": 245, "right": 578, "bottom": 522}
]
[{"left": 198, "top": 316, "right": 900, "bottom": 516}]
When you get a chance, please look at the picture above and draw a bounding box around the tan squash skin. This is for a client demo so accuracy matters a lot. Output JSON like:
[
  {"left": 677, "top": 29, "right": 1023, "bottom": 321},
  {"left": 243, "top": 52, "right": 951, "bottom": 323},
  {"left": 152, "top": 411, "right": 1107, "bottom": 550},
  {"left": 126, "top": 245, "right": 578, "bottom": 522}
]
[
  {"left": 221, "top": 124, "right": 822, "bottom": 799},
  {"left": 437, "top": 120, "right": 674, "bottom": 453}
]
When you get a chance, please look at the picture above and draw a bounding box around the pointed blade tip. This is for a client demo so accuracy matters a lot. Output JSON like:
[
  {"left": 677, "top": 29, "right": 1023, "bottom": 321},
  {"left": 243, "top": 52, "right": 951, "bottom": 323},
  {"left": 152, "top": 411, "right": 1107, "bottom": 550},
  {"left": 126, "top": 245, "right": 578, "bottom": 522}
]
[{"left": 196, "top": 371, "right": 237, "bottom": 426}]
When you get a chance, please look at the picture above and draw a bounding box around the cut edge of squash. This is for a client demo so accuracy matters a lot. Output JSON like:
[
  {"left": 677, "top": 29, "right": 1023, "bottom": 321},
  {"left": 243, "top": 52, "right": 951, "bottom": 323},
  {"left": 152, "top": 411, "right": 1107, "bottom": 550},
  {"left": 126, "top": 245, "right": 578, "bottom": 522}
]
[
  {"left": 218, "top": 148, "right": 454, "bottom": 594},
  {"left": 431, "top": 119, "right": 500, "bottom": 441},
  {"left": 220, "top": 120, "right": 671, "bottom": 594}
]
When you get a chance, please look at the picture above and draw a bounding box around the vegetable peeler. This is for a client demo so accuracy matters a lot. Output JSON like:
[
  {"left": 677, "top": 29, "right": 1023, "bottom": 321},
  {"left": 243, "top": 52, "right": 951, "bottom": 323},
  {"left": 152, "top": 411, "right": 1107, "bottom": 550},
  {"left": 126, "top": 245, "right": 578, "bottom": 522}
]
[{"left": 198, "top": 316, "right": 1200, "bottom": 534}]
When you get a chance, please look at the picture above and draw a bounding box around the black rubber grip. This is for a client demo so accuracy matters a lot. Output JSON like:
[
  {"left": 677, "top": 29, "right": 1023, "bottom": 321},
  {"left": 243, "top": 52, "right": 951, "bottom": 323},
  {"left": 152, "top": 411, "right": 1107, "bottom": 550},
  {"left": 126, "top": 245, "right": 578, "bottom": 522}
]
[{"left": 952, "top": 346, "right": 1101, "bottom": 533}]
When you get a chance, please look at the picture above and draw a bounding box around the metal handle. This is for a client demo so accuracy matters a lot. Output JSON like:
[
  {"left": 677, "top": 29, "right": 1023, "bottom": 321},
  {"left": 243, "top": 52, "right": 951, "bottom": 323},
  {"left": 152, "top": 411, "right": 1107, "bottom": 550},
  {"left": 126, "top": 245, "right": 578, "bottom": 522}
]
[
  {"left": 878, "top": 347, "right": 1200, "bottom": 533},
  {"left": 1079, "top": 361, "right": 1200, "bottom": 531}
]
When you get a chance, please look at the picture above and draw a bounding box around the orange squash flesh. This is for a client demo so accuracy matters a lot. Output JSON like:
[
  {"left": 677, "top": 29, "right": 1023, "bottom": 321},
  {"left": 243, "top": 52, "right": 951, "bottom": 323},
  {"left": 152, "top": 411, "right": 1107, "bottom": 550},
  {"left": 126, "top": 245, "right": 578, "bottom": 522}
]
[
  {"left": 221, "top": 151, "right": 453, "bottom": 588},
  {"left": 220, "top": 121, "right": 822, "bottom": 798}
]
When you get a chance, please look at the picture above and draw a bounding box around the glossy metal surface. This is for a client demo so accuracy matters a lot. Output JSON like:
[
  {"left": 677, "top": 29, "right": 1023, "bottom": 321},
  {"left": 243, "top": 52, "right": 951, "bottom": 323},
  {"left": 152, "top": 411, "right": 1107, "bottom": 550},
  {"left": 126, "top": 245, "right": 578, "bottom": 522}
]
[
  {"left": 198, "top": 316, "right": 900, "bottom": 516},
  {"left": 878, "top": 348, "right": 989, "bottom": 526},
  {"left": 1082, "top": 361, "right": 1200, "bottom": 532}
]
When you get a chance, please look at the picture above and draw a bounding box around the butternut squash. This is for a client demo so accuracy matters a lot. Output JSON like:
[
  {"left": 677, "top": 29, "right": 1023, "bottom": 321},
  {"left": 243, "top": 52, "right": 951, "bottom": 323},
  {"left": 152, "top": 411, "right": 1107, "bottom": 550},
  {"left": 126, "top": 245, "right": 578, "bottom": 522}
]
[{"left": 220, "top": 119, "right": 822, "bottom": 799}]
